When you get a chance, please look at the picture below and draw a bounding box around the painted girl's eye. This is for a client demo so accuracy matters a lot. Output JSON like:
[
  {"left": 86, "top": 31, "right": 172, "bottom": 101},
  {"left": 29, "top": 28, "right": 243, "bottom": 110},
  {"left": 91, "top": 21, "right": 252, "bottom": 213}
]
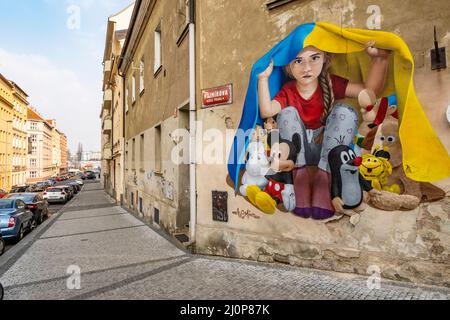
[
  {"left": 380, "top": 136, "right": 386, "bottom": 141},
  {"left": 341, "top": 152, "right": 350, "bottom": 164},
  {"left": 311, "top": 55, "right": 321, "bottom": 62},
  {"left": 294, "top": 58, "right": 302, "bottom": 64},
  {"left": 387, "top": 136, "right": 396, "bottom": 143}
]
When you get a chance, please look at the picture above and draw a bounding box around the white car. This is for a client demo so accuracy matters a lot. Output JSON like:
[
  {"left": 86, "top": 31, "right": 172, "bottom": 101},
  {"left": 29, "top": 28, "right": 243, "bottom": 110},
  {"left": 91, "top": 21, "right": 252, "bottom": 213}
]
[
  {"left": 43, "top": 187, "right": 68, "bottom": 204},
  {"left": 75, "top": 180, "right": 84, "bottom": 186}
]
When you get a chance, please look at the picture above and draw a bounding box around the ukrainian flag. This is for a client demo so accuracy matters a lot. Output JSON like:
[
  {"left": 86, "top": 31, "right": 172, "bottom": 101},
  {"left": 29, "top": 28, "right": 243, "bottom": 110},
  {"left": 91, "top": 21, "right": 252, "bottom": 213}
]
[{"left": 227, "top": 22, "right": 450, "bottom": 191}]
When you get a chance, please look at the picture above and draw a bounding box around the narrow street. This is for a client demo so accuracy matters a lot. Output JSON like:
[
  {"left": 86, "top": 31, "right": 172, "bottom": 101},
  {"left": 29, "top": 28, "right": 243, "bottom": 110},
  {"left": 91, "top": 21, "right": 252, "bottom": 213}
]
[{"left": 0, "top": 182, "right": 448, "bottom": 300}]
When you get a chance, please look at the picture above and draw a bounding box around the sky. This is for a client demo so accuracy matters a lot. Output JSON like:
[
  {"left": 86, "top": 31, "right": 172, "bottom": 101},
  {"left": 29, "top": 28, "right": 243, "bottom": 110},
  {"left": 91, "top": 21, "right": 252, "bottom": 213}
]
[{"left": 0, "top": 0, "right": 134, "bottom": 153}]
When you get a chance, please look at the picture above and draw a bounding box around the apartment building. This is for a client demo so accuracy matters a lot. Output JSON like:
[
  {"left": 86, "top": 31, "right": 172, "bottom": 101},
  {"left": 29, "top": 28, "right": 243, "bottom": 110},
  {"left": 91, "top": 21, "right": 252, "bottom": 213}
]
[
  {"left": 0, "top": 73, "right": 28, "bottom": 190},
  {"left": 60, "top": 133, "right": 68, "bottom": 175},
  {"left": 26, "top": 107, "right": 54, "bottom": 183},
  {"left": 101, "top": 3, "right": 134, "bottom": 201}
]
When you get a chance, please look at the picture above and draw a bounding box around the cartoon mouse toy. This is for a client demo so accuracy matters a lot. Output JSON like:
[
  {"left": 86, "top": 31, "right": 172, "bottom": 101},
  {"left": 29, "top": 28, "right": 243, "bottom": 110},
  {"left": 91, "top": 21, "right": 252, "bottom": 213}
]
[{"left": 246, "top": 132, "right": 301, "bottom": 214}]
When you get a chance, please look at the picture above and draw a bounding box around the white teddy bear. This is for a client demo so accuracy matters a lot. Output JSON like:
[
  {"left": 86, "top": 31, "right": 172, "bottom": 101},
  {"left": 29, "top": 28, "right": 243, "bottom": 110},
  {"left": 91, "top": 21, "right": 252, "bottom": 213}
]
[{"left": 239, "top": 141, "right": 270, "bottom": 197}]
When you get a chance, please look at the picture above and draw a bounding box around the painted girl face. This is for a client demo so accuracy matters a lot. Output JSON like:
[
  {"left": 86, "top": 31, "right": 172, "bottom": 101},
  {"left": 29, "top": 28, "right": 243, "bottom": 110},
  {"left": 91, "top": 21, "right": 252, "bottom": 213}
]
[{"left": 288, "top": 46, "right": 325, "bottom": 86}]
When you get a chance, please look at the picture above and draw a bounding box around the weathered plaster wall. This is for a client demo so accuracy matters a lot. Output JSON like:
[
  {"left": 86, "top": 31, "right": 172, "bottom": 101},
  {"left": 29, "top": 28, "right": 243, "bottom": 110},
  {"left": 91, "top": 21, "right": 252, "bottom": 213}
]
[
  {"left": 195, "top": 0, "right": 450, "bottom": 286},
  {"left": 123, "top": 0, "right": 191, "bottom": 234}
]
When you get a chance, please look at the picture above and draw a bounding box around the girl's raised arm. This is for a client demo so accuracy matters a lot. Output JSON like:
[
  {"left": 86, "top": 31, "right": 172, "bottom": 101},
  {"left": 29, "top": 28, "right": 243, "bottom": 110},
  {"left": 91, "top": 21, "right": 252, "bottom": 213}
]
[{"left": 258, "top": 61, "right": 282, "bottom": 119}]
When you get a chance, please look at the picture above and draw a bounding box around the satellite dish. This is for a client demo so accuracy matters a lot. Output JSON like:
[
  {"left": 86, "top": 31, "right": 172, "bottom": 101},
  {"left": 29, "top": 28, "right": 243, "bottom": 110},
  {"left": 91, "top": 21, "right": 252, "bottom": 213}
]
[{"left": 447, "top": 105, "right": 450, "bottom": 124}]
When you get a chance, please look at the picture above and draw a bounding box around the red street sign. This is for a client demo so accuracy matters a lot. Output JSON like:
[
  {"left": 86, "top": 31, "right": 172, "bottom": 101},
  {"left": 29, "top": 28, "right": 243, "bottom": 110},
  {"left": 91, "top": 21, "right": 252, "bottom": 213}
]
[{"left": 202, "top": 84, "right": 233, "bottom": 108}]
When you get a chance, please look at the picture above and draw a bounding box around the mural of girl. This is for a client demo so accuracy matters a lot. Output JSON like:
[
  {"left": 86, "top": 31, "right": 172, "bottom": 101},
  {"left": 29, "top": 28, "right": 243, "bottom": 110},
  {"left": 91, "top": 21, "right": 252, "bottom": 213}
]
[
  {"left": 227, "top": 22, "right": 450, "bottom": 220},
  {"left": 257, "top": 43, "right": 389, "bottom": 219}
]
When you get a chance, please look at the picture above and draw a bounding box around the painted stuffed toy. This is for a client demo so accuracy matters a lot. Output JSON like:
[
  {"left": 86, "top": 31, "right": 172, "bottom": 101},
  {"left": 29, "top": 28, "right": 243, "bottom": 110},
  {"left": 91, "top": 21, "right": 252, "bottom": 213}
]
[
  {"left": 360, "top": 147, "right": 400, "bottom": 194},
  {"left": 376, "top": 117, "right": 445, "bottom": 203},
  {"left": 263, "top": 117, "right": 278, "bottom": 156},
  {"left": 246, "top": 132, "right": 301, "bottom": 214},
  {"left": 356, "top": 89, "right": 398, "bottom": 152},
  {"left": 239, "top": 133, "right": 270, "bottom": 197},
  {"left": 328, "top": 145, "right": 373, "bottom": 215}
]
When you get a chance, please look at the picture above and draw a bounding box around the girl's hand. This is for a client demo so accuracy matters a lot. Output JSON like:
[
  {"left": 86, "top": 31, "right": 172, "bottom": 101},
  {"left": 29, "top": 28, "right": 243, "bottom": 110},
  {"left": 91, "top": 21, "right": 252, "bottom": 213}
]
[
  {"left": 366, "top": 41, "right": 391, "bottom": 58},
  {"left": 258, "top": 60, "right": 274, "bottom": 80}
]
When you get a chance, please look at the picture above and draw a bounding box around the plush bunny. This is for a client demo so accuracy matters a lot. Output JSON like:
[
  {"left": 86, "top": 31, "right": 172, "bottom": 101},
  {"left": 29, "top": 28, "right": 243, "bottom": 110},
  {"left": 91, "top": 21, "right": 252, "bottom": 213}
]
[{"left": 239, "top": 141, "right": 270, "bottom": 197}]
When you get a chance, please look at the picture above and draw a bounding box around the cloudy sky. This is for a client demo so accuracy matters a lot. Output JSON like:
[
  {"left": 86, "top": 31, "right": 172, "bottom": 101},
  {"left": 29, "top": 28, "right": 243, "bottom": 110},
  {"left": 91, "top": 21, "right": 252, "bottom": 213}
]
[{"left": 0, "top": 0, "right": 134, "bottom": 153}]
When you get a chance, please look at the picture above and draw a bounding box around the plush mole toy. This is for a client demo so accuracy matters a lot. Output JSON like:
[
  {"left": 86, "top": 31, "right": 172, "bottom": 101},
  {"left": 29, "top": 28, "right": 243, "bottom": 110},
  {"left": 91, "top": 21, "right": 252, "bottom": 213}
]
[
  {"left": 246, "top": 132, "right": 301, "bottom": 214},
  {"left": 328, "top": 145, "right": 373, "bottom": 215}
]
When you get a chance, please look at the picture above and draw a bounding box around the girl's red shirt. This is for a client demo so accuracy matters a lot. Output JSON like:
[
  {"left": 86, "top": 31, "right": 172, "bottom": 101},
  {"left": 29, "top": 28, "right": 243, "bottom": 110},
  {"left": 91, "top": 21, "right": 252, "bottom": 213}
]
[{"left": 273, "top": 74, "right": 349, "bottom": 129}]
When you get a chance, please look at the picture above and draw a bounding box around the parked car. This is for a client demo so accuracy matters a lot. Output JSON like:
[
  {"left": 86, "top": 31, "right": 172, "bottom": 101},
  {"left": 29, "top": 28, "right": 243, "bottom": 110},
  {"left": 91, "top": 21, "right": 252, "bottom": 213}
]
[
  {"left": 10, "top": 185, "right": 29, "bottom": 193},
  {"left": 26, "top": 184, "right": 45, "bottom": 193},
  {"left": 0, "top": 189, "right": 8, "bottom": 199},
  {"left": 43, "top": 187, "right": 69, "bottom": 204},
  {"left": 0, "top": 199, "right": 35, "bottom": 242},
  {"left": 0, "top": 231, "right": 5, "bottom": 256},
  {"left": 67, "top": 182, "right": 81, "bottom": 193},
  {"left": 84, "top": 171, "right": 97, "bottom": 180},
  {"left": 5, "top": 193, "right": 49, "bottom": 225}
]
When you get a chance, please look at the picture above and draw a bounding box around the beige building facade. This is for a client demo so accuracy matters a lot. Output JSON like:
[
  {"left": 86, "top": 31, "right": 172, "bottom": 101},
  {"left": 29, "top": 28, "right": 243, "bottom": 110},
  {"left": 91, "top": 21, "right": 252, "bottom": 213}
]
[
  {"left": 101, "top": 3, "right": 134, "bottom": 202},
  {"left": 111, "top": 0, "right": 450, "bottom": 287},
  {"left": 60, "top": 133, "right": 68, "bottom": 174},
  {"left": 119, "top": 0, "right": 191, "bottom": 235},
  {"left": 26, "top": 107, "right": 54, "bottom": 183},
  {"left": 0, "top": 73, "right": 28, "bottom": 191}
]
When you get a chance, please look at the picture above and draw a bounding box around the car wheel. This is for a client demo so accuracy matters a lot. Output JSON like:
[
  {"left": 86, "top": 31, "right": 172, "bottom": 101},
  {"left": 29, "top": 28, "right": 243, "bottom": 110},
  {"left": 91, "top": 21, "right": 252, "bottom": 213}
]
[
  {"left": 15, "top": 225, "right": 24, "bottom": 243},
  {"left": 0, "top": 238, "right": 5, "bottom": 256},
  {"left": 30, "top": 217, "right": 37, "bottom": 231},
  {"left": 39, "top": 211, "right": 44, "bottom": 224}
]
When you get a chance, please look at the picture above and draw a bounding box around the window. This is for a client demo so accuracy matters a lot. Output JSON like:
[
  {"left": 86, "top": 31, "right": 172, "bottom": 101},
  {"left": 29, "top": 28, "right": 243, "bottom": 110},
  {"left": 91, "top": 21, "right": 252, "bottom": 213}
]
[
  {"left": 30, "top": 171, "right": 37, "bottom": 179},
  {"left": 139, "top": 197, "right": 143, "bottom": 214},
  {"left": 132, "top": 138, "right": 136, "bottom": 169},
  {"left": 140, "top": 57, "right": 145, "bottom": 93},
  {"left": 125, "top": 85, "right": 129, "bottom": 113},
  {"left": 155, "top": 125, "right": 162, "bottom": 173},
  {"left": 140, "top": 134, "right": 145, "bottom": 170},
  {"left": 30, "top": 134, "right": 37, "bottom": 143},
  {"left": 30, "top": 159, "right": 37, "bottom": 167},
  {"left": 30, "top": 122, "right": 37, "bottom": 130},
  {"left": 132, "top": 73, "right": 136, "bottom": 104},
  {"left": 154, "top": 24, "right": 162, "bottom": 74}
]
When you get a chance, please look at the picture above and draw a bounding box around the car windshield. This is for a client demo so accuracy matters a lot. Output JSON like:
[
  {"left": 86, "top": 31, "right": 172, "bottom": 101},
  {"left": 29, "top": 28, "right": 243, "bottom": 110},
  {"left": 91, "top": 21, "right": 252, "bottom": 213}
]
[
  {"left": 48, "top": 188, "right": 63, "bottom": 192},
  {"left": 7, "top": 195, "right": 35, "bottom": 202},
  {"left": 0, "top": 200, "right": 15, "bottom": 209}
]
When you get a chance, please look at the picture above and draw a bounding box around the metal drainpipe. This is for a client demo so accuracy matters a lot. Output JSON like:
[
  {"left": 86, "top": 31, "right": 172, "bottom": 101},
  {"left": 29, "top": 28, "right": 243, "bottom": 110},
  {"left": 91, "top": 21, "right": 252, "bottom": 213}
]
[{"left": 188, "top": 0, "right": 197, "bottom": 244}]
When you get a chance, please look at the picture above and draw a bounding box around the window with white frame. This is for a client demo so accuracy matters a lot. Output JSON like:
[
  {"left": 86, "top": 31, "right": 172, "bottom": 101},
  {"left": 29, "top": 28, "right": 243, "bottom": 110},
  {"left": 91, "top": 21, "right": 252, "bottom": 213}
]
[
  {"left": 30, "top": 122, "right": 37, "bottom": 130},
  {"left": 140, "top": 57, "right": 145, "bottom": 93},
  {"left": 30, "top": 171, "right": 37, "bottom": 179},
  {"left": 154, "top": 24, "right": 162, "bottom": 74},
  {"left": 31, "top": 134, "right": 37, "bottom": 143}
]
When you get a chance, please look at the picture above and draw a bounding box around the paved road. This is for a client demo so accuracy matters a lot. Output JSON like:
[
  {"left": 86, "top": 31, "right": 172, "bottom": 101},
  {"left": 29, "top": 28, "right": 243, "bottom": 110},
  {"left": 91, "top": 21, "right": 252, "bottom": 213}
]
[{"left": 0, "top": 181, "right": 449, "bottom": 300}]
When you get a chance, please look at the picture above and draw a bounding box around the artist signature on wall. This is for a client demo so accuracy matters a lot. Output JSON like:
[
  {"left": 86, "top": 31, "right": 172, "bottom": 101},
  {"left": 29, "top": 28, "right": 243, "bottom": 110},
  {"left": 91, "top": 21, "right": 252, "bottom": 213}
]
[{"left": 232, "top": 208, "right": 260, "bottom": 220}]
